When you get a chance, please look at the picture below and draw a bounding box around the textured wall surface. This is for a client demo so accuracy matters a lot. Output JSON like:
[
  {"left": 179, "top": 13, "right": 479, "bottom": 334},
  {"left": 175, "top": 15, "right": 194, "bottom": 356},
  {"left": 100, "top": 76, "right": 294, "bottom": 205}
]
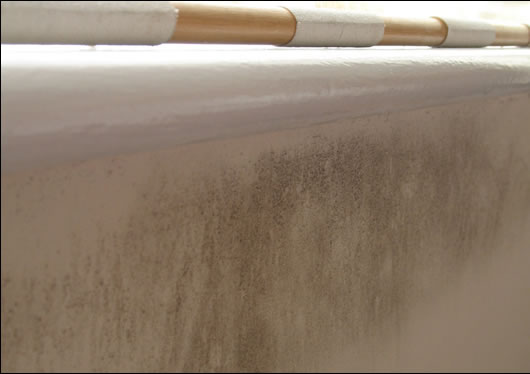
[
  {"left": 2, "top": 93, "right": 530, "bottom": 372},
  {"left": 3, "top": 47, "right": 529, "bottom": 174}
]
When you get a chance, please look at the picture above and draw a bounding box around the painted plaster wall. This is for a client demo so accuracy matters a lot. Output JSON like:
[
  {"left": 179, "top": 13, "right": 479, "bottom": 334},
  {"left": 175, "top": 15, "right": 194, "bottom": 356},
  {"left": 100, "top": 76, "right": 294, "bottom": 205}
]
[
  {"left": 1, "top": 93, "right": 530, "bottom": 372},
  {"left": 2, "top": 47, "right": 530, "bottom": 174}
]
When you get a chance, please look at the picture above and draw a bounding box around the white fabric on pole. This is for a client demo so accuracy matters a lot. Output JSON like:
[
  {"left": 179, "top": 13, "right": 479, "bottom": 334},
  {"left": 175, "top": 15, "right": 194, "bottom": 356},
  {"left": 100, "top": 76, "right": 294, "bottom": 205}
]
[
  {"left": 284, "top": 7, "right": 384, "bottom": 47},
  {"left": 434, "top": 17, "right": 496, "bottom": 47},
  {"left": 0, "top": 1, "right": 177, "bottom": 45}
]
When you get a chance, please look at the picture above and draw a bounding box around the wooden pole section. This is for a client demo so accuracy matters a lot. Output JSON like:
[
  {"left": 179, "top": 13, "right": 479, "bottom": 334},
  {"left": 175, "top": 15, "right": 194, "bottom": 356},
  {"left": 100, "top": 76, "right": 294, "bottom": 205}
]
[
  {"left": 492, "top": 23, "right": 530, "bottom": 46},
  {"left": 169, "top": 2, "right": 529, "bottom": 47},
  {"left": 170, "top": 2, "right": 296, "bottom": 44},
  {"left": 380, "top": 17, "right": 448, "bottom": 46}
]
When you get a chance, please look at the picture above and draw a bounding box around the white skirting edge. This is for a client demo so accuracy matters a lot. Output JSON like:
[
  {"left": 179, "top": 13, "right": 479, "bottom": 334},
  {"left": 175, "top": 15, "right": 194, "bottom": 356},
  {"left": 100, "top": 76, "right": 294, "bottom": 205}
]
[
  {"left": 434, "top": 17, "right": 496, "bottom": 48},
  {"left": 0, "top": 1, "right": 177, "bottom": 45},
  {"left": 284, "top": 7, "right": 384, "bottom": 47}
]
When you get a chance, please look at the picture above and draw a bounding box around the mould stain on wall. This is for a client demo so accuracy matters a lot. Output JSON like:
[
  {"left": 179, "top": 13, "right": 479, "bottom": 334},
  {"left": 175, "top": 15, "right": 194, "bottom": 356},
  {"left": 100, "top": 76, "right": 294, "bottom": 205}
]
[{"left": 2, "top": 94, "right": 530, "bottom": 372}]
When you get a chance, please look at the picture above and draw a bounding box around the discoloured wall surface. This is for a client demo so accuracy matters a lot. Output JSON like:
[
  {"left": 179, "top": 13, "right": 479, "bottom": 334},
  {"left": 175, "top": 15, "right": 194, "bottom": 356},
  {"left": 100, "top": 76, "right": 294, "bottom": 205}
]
[{"left": 2, "top": 93, "right": 530, "bottom": 372}]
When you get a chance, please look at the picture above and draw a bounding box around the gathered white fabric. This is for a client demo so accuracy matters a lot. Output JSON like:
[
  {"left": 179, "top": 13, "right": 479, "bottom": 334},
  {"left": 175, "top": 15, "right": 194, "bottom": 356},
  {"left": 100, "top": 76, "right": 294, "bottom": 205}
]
[
  {"left": 284, "top": 7, "right": 384, "bottom": 47},
  {"left": 434, "top": 17, "right": 496, "bottom": 47},
  {"left": 0, "top": 1, "right": 177, "bottom": 45}
]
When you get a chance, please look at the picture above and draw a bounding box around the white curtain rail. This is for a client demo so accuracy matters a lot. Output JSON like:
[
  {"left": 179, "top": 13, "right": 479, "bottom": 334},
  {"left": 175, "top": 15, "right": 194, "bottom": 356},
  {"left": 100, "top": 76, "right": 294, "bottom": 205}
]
[{"left": 1, "top": 1, "right": 529, "bottom": 47}]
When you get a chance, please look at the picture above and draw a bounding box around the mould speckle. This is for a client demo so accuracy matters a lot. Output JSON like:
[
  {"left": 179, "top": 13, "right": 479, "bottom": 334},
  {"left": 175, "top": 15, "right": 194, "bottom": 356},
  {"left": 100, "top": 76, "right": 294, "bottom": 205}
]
[{"left": 2, "top": 94, "right": 530, "bottom": 372}]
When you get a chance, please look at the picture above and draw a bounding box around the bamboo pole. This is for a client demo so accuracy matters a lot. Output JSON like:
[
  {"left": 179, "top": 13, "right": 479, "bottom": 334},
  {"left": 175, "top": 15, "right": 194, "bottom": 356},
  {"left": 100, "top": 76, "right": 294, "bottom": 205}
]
[
  {"left": 169, "top": 2, "right": 529, "bottom": 47},
  {"left": 1, "top": 1, "right": 528, "bottom": 47}
]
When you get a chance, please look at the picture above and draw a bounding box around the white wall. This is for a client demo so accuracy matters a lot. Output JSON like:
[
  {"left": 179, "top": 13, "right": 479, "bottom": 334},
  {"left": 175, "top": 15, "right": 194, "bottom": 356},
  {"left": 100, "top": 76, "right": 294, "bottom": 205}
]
[
  {"left": 2, "top": 46, "right": 530, "bottom": 371},
  {"left": 2, "top": 92, "right": 530, "bottom": 372}
]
